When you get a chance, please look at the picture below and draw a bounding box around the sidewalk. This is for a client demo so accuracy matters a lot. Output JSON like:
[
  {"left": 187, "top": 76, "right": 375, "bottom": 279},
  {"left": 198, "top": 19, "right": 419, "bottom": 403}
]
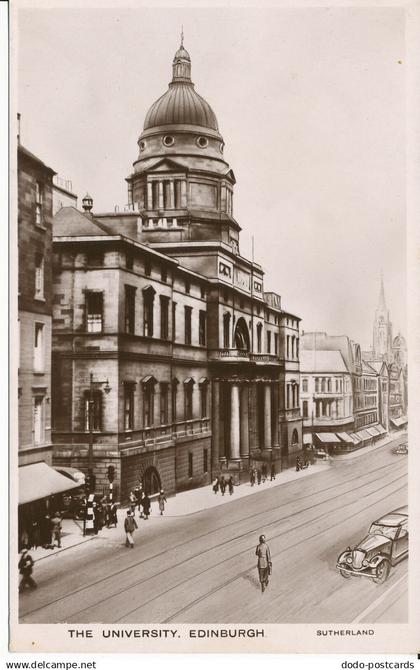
[{"left": 26, "top": 429, "right": 406, "bottom": 564}]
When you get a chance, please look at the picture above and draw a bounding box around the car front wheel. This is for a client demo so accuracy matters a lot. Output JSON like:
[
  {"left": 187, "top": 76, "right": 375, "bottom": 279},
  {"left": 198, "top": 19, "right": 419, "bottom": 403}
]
[
  {"left": 373, "top": 560, "right": 390, "bottom": 584},
  {"left": 339, "top": 568, "right": 352, "bottom": 579}
]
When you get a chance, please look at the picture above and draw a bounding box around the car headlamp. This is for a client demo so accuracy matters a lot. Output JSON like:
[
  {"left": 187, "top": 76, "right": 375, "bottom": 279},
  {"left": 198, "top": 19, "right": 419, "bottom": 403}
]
[
  {"left": 346, "top": 557, "right": 352, "bottom": 564},
  {"left": 362, "top": 559, "right": 369, "bottom": 567}
]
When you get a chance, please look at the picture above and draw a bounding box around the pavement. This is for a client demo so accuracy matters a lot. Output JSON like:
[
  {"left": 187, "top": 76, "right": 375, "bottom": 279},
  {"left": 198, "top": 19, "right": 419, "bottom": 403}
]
[{"left": 26, "top": 429, "right": 406, "bottom": 564}]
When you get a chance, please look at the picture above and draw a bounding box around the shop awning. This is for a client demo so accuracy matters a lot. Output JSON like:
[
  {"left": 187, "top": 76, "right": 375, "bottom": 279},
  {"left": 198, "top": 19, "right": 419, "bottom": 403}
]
[
  {"left": 19, "top": 462, "right": 80, "bottom": 505},
  {"left": 356, "top": 429, "right": 373, "bottom": 441},
  {"left": 315, "top": 433, "right": 340, "bottom": 443},
  {"left": 303, "top": 434, "right": 313, "bottom": 445},
  {"left": 365, "top": 426, "right": 380, "bottom": 437},
  {"left": 336, "top": 432, "right": 355, "bottom": 444},
  {"left": 349, "top": 433, "right": 362, "bottom": 444},
  {"left": 390, "top": 416, "right": 407, "bottom": 428},
  {"left": 375, "top": 425, "right": 387, "bottom": 435}
]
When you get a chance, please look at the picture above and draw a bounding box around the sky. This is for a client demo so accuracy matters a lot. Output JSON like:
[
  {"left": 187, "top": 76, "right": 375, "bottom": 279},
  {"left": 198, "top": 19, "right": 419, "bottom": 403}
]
[{"left": 16, "top": 5, "right": 406, "bottom": 349}]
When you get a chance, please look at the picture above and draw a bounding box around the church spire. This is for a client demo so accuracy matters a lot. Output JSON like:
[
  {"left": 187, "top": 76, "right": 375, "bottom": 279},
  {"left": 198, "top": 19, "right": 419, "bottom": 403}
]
[{"left": 378, "top": 272, "right": 386, "bottom": 311}]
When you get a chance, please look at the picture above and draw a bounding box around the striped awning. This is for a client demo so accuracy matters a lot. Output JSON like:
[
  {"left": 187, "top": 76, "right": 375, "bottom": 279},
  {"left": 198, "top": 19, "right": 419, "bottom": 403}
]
[
  {"left": 390, "top": 416, "right": 407, "bottom": 427},
  {"left": 336, "top": 432, "right": 355, "bottom": 444},
  {"left": 356, "top": 429, "right": 373, "bottom": 441},
  {"left": 375, "top": 425, "right": 387, "bottom": 435},
  {"left": 315, "top": 432, "right": 340, "bottom": 444},
  {"left": 350, "top": 433, "right": 362, "bottom": 444},
  {"left": 365, "top": 426, "right": 380, "bottom": 437}
]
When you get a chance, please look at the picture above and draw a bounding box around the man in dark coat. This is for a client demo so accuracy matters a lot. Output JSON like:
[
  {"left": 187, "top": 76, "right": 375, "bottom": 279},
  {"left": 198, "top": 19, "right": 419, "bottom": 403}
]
[
  {"left": 19, "top": 549, "right": 37, "bottom": 592},
  {"left": 219, "top": 476, "right": 226, "bottom": 496},
  {"left": 212, "top": 477, "right": 219, "bottom": 494},
  {"left": 124, "top": 511, "right": 138, "bottom": 548},
  {"left": 257, "top": 469, "right": 262, "bottom": 485},
  {"left": 255, "top": 535, "right": 272, "bottom": 593},
  {"left": 228, "top": 476, "right": 234, "bottom": 495},
  {"left": 250, "top": 469, "right": 256, "bottom": 486},
  {"left": 142, "top": 493, "right": 151, "bottom": 519},
  {"left": 270, "top": 462, "right": 276, "bottom": 481},
  {"left": 296, "top": 456, "right": 301, "bottom": 472},
  {"left": 261, "top": 463, "right": 267, "bottom": 482}
]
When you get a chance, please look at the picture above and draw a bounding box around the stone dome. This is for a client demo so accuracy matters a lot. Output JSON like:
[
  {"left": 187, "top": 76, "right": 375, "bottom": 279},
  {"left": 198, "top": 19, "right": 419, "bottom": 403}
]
[{"left": 143, "top": 43, "right": 219, "bottom": 132}]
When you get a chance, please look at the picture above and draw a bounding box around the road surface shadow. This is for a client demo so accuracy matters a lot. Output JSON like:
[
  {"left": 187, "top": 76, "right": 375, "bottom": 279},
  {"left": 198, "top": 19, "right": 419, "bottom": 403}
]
[{"left": 242, "top": 573, "right": 262, "bottom": 591}]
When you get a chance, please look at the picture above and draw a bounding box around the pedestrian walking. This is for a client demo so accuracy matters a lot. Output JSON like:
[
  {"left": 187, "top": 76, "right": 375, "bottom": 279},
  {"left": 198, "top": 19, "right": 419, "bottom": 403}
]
[
  {"left": 270, "top": 462, "right": 276, "bottom": 481},
  {"left": 51, "top": 512, "right": 62, "bottom": 549},
  {"left": 134, "top": 484, "right": 141, "bottom": 510},
  {"left": 296, "top": 456, "right": 301, "bottom": 472},
  {"left": 257, "top": 468, "right": 262, "bottom": 485},
  {"left": 212, "top": 477, "right": 219, "bottom": 494},
  {"left": 142, "top": 493, "right": 151, "bottom": 520},
  {"left": 262, "top": 463, "right": 267, "bottom": 483},
  {"left": 158, "top": 490, "right": 167, "bottom": 515},
  {"left": 250, "top": 469, "right": 256, "bottom": 487},
  {"left": 228, "top": 476, "right": 234, "bottom": 496},
  {"left": 129, "top": 491, "right": 137, "bottom": 516},
  {"left": 109, "top": 501, "right": 118, "bottom": 527},
  {"left": 124, "top": 511, "right": 138, "bottom": 548},
  {"left": 139, "top": 492, "right": 145, "bottom": 518},
  {"left": 40, "top": 512, "right": 53, "bottom": 548},
  {"left": 220, "top": 475, "right": 226, "bottom": 496},
  {"left": 255, "top": 534, "right": 272, "bottom": 593},
  {"left": 18, "top": 549, "right": 37, "bottom": 592}
]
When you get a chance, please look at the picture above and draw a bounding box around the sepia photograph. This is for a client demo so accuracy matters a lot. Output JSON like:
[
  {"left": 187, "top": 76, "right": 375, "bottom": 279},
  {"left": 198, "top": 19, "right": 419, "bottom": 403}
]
[{"left": 9, "top": 0, "right": 420, "bottom": 655}]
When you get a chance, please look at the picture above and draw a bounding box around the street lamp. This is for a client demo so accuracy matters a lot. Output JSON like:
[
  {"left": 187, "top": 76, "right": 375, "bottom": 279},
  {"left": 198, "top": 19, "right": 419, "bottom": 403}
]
[{"left": 88, "top": 371, "right": 111, "bottom": 474}]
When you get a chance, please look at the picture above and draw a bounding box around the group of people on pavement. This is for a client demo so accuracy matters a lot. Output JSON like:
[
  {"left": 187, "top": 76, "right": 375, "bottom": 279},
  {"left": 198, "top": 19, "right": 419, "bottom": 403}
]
[
  {"left": 83, "top": 495, "right": 119, "bottom": 535},
  {"left": 249, "top": 462, "right": 276, "bottom": 487},
  {"left": 19, "top": 510, "right": 63, "bottom": 551},
  {"left": 212, "top": 475, "right": 235, "bottom": 496},
  {"left": 128, "top": 486, "right": 168, "bottom": 520}
]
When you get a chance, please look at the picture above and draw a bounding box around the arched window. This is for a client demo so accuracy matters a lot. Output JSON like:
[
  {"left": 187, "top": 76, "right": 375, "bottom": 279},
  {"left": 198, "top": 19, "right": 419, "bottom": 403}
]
[
  {"left": 256, "top": 322, "right": 263, "bottom": 353},
  {"left": 199, "top": 377, "right": 209, "bottom": 418},
  {"left": 291, "top": 429, "right": 299, "bottom": 446},
  {"left": 184, "top": 377, "right": 195, "bottom": 421},
  {"left": 234, "top": 317, "right": 250, "bottom": 351},
  {"left": 142, "top": 375, "right": 157, "bottom": 427},
  {"left": 223, "top": 312, "right": 231, "bottom": 348}
]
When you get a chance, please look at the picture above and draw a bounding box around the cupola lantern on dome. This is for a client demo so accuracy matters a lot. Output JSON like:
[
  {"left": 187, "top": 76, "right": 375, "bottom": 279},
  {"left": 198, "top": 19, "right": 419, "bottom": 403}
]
[{"left": 142, "top": 38, "right": 219, "bottom": 132}]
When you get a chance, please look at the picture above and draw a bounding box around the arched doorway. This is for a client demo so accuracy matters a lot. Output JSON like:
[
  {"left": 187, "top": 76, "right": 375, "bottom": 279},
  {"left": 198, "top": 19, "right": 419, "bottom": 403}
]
[
  {"left": 142, "top": 466, "right": 161, "bottom": 495},
  {"left": 291, "top": 429, "right": 299, "bottom": 446},
  {"left": 234, "top": 317, "right": 250, "bottom": 351}
]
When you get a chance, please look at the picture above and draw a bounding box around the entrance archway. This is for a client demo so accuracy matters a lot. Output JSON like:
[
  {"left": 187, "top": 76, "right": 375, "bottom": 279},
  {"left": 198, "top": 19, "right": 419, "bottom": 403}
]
[
  {"left": 142, "top": 466, "right": 161, "bottom": 495},
  {"left": 234, "top": 317, "right": 250, "bottom": 351}
]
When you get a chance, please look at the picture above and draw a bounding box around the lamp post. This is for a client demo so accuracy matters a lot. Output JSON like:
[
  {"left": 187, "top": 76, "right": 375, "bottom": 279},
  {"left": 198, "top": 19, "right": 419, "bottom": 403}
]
[{"left": 88, "top": 371, "right": 111, "bottom": 473}]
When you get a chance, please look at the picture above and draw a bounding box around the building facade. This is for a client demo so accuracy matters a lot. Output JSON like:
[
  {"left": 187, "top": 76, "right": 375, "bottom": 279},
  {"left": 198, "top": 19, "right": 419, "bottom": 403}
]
[
  {"left": 18, "top": 144, "right": 56, "bottom": 467},
  {"left": 51, "top": 42, "right": 303, "bottom": 499}
]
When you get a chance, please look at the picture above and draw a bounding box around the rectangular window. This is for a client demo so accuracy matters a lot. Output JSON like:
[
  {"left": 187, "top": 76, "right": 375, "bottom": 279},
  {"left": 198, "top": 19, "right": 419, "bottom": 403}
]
[
  {"left": 203, "top": 448, "right": 208, "bottom": 474},
  {"left": 200, "top": 285, "right": 206, "bottom": 299},
  {"left": 35, "top": 255, "right": 45, "bottom": 299},
  {"left": 199, "top": 310, "right": 207, "bottom": 346},
  {"left": 303, "top": 400, "right": 308, "bottom": 418},
  {"left": 160, "top": 296, "right": 170, "bottom": 340},
  {"left": 124, "top": 285, "right": 136, "bottom": 334},
  {"left": 200, "top": 384, "right": 208, "bottom": 418},
  {"left": 86, "top": 291, "right": 103, "bottom": 332},
  {"left": 35, "top": 181, "right": 43, "bottom": 226},
  {"left": 185, "top": 383, "right": 193, "bottom": 421},
  {"left": 286, "top": 384, "right": 290, "bottom": 409},
  {"left": 160, "top": 384, "right": 168, "bottom": 425},
  {"left": 84, "top": 391, "right": 102, "bottom": 431},
  {"left": 172, "top": 301, "right": 177, "bottom": 342},
  {"left": 33, "top": 396, "right": 44, "bottom": 444},
  {"left": 267, "top": 330, "right": 271, "bottom": 353},
  {"left": 223, "top": 313, "right": 230, "bottom": 348},
  {"left": 161, "top": 266, "right": 168, "bottom": 283},
  {"left": 302, "top": 378, "right": 308, "bottom": 393},
  {"left": 145, "top": 259, "right": 151, "bottom": 277},
  {"left": 185, "top": 280, "right": 191, "bottom": 294},
  {"left": 274, "top": 333, "right": 278, "bottom": 355},
  {"left": 143, "top": 288, "right": 154, "bottom": 337},
  {"left": 184, "top": 306, "right": 192, "bottom": 345},
  {"left": 143, "top": 385, "right": 154, "bottom": 427},
  {"left": 125, "top": 252, "right": 134, "bottom": 270},
  {"left": 188, "top": 452, "right": 193, "bottom": 478},
  {"left": 86, "top": 251, "right": 103, "bottom": 266},
  {"left": 286, "top": 335, "right": 290, "bottom": 358},
  {"left": 34, "top": 322, "right": 45, "bottom": 372},
  {"left": 124, "top": 383, "right": 135, "bottom": 430},
  {"left": 172, "top": 381, "right": 178, "bottom": 423}
]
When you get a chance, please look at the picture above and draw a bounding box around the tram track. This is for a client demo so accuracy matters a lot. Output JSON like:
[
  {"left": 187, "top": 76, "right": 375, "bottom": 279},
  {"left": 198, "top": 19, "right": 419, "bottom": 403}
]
[{"left": 21, "top": 460, "right": 407, "bottom": 623}]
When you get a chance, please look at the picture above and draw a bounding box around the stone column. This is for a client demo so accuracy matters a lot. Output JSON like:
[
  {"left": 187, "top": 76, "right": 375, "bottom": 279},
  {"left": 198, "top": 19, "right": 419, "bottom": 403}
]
[
  {"left": 211, "top": 379, "right": 220, "bottom": 474},
  {"left": 272, "top": 383, "right": 279, "bottom": 448},
  {"left": 147, "top": 182, "right": 153, "bottom": 210},
  {"left": 230, "top": 383, "right": 241, "bottom": 460},
  {"left": 240, "top": 384, "right": 249, "bottom": 459},
  {"left": 263, "top": 383, "right": 272, "bottom": 450},
  {"left": 181, "top": 180, "right": 187, "bottom": 208},
  {"left": 169, "top": 180, "right": 175, "bottom": 209},
  {"left": 158, "top": 181, "right": 164, "bottom": 210}
]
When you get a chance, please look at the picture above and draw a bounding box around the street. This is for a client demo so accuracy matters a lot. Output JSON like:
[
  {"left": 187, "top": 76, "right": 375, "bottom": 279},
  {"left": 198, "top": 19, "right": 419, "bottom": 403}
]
[{"left": 19, "top": 435, "right": 408, "bottom": 625}]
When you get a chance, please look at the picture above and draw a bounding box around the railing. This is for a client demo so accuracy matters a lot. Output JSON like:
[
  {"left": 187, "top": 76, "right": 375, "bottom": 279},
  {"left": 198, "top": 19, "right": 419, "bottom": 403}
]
[
  {"left": 250, "top": 353, "right": 280, "bottom": 364},
  {"left": 208, "top": 349, "right": 250, "bottom": 361}
]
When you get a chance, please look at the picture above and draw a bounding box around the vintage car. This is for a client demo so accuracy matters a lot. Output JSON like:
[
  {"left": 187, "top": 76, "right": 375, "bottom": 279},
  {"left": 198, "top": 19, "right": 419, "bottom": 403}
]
[
  {"left": 393, "top": 443, "right": 408, "bottom": 455},
  {"left": 336, "top": 506, "right": 408, "bottom": 583}
]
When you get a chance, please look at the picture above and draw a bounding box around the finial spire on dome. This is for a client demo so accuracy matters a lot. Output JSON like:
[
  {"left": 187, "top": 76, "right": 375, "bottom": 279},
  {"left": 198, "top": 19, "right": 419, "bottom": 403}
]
[
  {"left": 172, "top": 34, "right": 192, "bottom": 83},
  {"left": 181, "top": 25, "right": 184, "bottom": 47}
]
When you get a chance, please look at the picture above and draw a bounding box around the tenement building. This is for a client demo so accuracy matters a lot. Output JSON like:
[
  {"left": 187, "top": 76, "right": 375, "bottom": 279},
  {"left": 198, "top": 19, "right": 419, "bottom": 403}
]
[{"left": 51, "top": 41, "right": 303, "bottom": 499}]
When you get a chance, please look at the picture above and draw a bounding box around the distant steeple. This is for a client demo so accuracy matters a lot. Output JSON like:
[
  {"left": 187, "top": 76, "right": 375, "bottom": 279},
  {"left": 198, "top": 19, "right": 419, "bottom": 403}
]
[{"left": 378, "top": 271, "right": 386, "bottom": 312}]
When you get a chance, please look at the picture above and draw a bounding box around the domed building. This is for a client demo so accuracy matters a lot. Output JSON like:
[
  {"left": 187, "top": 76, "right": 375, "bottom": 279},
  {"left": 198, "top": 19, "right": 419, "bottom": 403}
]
[{"left": 50, "top": 40, "right": 303, "bottom": 500}]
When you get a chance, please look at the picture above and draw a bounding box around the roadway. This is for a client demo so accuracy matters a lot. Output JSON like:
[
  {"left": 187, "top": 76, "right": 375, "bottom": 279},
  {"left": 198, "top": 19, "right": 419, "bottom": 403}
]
[{"left": 20, "top": 434, "right": 408, "bottom": 624}]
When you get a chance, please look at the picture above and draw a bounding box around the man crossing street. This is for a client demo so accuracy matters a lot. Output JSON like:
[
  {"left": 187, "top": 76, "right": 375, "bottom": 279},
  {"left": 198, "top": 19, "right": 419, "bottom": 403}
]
[{"left": 124, "top": 510, "right": 138, "bottom": 548}]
